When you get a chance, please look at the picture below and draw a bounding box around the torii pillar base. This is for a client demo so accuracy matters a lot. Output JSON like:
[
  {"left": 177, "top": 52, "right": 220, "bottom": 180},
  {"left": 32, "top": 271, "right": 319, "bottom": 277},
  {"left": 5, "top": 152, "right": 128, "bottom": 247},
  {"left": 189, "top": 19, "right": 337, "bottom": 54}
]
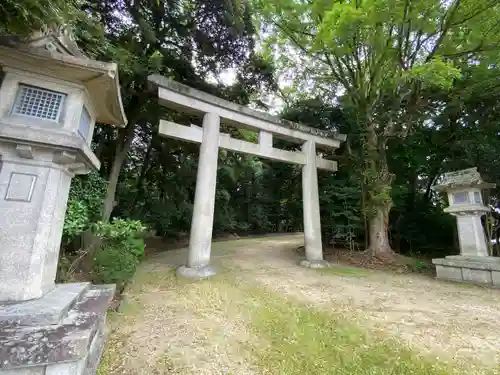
[
  {"left": 299, "top": 259, "right": 330, "bottom": 269},
  {"left": 176, "top": 265, "right": 217, "bottom": 279}
]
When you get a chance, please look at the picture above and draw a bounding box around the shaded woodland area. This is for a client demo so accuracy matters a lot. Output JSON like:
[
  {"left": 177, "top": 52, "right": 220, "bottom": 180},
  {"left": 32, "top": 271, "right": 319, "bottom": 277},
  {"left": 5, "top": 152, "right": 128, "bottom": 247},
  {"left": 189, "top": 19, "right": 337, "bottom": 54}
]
[{"left": 3, "top": 0, "right": 500, "bottom": 286}]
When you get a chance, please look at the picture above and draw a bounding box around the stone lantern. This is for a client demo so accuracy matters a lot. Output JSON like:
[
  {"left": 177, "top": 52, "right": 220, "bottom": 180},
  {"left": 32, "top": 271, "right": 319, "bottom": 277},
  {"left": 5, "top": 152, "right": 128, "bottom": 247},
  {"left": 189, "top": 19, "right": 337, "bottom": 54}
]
[
  {"left": 0, "top": 29, "right": 126, "bottom": 374},
  {"left": 432, "top": 167, "right": 500, "bottom": 286}
]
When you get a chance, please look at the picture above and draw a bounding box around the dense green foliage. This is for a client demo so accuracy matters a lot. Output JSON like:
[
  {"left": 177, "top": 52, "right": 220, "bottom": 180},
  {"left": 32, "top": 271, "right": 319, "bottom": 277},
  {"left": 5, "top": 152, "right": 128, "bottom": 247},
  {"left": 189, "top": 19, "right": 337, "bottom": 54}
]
[
  {"left": 92, "top": 220, "right": 146, "bottom": 291},
  {"left": 3, "top": 0, "right": 500, "bottom": 265},
  {"left": 0, "top": 0, "right": 79, "bottom": 35},
  {"left": 61, "top": 177, "right": 146, "bottom": 287},
  {"left": 63, "top": 172, "right": 107, "bottom": 244}
]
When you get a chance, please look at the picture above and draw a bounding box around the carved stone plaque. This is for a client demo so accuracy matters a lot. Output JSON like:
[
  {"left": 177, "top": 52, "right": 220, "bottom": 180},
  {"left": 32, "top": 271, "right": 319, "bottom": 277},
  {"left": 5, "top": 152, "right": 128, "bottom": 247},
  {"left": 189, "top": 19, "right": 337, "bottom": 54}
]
[{"left": 5, "top": 172, "right": 37, "bottom": 202}]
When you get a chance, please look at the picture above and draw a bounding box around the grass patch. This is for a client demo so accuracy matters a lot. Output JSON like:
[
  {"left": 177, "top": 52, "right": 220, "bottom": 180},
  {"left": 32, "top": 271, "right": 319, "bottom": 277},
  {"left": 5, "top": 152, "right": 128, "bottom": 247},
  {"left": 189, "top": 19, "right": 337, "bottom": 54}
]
[
  {"left": 247, "top": 289, "right": 460, "bottom": 375},
  {"left": 96, "top": 332, "right": 131, "bottom": 375},
  {"left": 317, "top": 264, "right": 370, "bottom": 277},
  {"left": 96, "top": 350, "right": 111, "bottom": 375},
  {"left": 127, "top": 267, "right": 177, "bottom": 291},
  {"left": 153, "top": 353, "right": 178, "bottom": 374},
  {"left": 198, "top": 269, "right": 470, "bottom": 375}
]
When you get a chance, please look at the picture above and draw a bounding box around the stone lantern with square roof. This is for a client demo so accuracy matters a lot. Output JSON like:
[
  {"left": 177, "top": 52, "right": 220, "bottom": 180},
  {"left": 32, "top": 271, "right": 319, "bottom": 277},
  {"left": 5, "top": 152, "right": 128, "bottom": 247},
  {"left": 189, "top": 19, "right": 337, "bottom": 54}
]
[
  {"left": 0, "top": 28, "right": 127, "bottom": 374},
  {"left": 432, "top": 168, "right": 500, "bottom": 286}
]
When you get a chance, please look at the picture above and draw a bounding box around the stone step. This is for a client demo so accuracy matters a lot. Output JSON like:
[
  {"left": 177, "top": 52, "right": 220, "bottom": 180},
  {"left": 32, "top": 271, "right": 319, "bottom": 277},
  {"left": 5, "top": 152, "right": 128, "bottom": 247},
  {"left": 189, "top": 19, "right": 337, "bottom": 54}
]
[
  {"left": 0, "top": 284, "right": 115, "bottom": 371},
  {"left": 0, "top": 283, "right": 90, "bottom": 326}
]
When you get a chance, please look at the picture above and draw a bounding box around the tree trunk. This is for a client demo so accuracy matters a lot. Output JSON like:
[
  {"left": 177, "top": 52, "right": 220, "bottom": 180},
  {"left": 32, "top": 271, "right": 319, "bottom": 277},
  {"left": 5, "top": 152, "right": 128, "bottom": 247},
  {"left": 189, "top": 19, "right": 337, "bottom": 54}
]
[
  {"left": 130, "top": 136, "right": 154, "bottom": 208},
  {"left": 368, "top": 201, "right": 394, "bottom": 258},
  {"left": 424, "top": 169, "right": 441, "bottom": 202},
  {"left": 363, "top": 118, "right": 395, "bottom": 258},
  {"left": 102, "top": 120, "right": 136, "bottom": 222}
]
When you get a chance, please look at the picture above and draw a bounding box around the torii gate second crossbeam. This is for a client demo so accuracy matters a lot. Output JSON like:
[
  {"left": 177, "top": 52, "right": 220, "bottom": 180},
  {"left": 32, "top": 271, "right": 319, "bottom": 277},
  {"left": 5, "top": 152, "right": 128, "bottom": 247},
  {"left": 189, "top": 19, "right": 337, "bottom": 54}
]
[{"left": 149, "top": 75, "right": 347, "bottom": 278}]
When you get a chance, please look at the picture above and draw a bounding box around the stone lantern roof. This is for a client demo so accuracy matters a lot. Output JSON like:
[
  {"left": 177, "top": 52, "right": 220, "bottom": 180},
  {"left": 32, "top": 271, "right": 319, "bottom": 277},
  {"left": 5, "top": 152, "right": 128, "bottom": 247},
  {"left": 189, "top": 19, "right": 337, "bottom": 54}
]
[
  {"left": 432, "top": 167, "right": 495, "bottom": 192},
  {"left": 0, "top": 28, "right": 127, "bottom": 127}
]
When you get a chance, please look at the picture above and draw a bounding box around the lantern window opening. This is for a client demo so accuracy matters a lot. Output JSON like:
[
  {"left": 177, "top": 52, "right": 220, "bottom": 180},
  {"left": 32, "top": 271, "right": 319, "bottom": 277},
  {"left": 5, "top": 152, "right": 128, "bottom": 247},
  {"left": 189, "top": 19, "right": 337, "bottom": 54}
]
[
  {"left": 453, "top": 191, "right": 469, "bottom": 204},
  {"left": 78, "top": 106, "right": 91, "bottom": 140},
  {"left": 473, "top": 191, "right": 482, "bottom": 204},
  {"left": 12, "top": 84, "right": 66, "bottom": 122}
]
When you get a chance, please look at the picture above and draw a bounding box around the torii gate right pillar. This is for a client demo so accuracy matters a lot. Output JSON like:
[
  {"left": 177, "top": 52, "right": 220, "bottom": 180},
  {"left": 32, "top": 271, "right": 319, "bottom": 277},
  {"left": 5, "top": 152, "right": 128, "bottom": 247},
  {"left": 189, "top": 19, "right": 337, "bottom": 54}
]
[{"left": 300, "top": 140, "right": 329, "bottom": 268}]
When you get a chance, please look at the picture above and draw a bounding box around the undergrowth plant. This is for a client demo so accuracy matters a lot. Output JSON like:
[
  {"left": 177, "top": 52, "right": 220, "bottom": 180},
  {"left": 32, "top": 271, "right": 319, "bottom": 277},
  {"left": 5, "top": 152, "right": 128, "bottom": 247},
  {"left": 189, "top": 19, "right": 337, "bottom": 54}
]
[{"left": 92, "top": 219, "right": 147, "bottom": 292}]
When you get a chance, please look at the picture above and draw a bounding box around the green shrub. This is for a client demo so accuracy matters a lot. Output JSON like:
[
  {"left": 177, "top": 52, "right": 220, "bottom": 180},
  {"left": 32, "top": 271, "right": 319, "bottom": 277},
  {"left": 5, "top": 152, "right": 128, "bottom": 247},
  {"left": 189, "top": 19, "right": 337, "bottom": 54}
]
[
  {"left": 92, "top": 219, "right": 147, "bottom": 292},
  {"left": 63, "top": 172, "right": 107, "bottom": 244},
  {"left": 413, "top": 260, "right": 430, "bottom": 273}
]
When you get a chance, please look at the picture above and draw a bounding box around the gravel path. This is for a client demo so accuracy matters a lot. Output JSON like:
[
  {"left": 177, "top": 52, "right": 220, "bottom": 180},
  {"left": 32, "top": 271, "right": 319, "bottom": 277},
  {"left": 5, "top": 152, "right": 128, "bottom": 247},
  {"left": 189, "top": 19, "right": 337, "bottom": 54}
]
[
  {"left": 225, "top": 235, "right": 500, "bottom": 368},
  {"left": 103, "top": 234, "right": 500, "bottom": 374}
]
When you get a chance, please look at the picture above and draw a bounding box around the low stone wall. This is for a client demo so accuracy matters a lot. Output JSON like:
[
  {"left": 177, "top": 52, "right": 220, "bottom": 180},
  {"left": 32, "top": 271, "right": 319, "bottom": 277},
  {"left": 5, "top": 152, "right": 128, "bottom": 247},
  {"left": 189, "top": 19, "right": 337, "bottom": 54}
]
[{"left": 433, "top": 256, "right": 500, "bottom": 287}]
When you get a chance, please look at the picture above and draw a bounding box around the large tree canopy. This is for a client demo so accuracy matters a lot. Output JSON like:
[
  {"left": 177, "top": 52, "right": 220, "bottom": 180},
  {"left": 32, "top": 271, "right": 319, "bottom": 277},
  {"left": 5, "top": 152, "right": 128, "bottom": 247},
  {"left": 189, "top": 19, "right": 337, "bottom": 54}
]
[{"left": 253, "top": 0, "right": 500, "bottom": 257}]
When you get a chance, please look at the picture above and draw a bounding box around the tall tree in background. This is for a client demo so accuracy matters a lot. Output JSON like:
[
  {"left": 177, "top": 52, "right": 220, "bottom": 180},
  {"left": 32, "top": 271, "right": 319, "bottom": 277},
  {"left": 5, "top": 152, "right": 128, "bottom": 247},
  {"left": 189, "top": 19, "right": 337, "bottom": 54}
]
[
  {"left": 0, "top": 0, "right": 80, "bottom": 35},
  {"left": 254, "top": 0, "right": 500, "bottom": 257},
  {"left": 78, "top": 0, "right": 274, "bottom": 221}
]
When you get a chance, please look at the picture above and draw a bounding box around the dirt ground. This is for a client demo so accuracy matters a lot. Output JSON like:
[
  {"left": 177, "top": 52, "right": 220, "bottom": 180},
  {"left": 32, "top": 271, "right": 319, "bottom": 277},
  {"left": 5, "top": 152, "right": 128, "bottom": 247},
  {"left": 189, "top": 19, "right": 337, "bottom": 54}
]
[{"left": 102, "top": 234, "right": 500, "bottom": 374}]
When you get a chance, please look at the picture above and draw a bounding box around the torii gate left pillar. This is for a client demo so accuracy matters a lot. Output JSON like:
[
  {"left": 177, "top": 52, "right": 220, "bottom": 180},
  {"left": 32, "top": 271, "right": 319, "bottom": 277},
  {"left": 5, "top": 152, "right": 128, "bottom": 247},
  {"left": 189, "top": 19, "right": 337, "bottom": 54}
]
[
  {"left": 148, "top": 75, "right": 347, "bottom": 278},
  {"left": 180, "top": 112, "right": 220, "bottom": 277}
]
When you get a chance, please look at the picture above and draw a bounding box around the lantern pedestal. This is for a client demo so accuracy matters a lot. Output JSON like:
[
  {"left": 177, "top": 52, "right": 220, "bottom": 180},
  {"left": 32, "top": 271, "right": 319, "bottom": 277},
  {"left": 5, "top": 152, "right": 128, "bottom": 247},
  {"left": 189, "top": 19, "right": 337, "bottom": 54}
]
[
  {"left": 0, "top": 283, "right": 114, "bottom": 374},
  {"left": 433, "top": 256, "right": 500, "bottom": 287}
]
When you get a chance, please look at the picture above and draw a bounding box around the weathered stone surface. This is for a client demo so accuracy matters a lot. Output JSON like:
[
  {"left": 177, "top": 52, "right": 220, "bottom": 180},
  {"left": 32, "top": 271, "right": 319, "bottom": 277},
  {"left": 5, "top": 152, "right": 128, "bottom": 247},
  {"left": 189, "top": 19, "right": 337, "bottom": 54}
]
[
  {"left": 431, "top": 168, "right": 495, "bottom": 272},
  {"left": 462, "top": 268, "right": 491, "bottom": 284},
  {"left": 433, "top": 256, "right": 500, "bottom": 271},
  {"left": 0, "top": 127, "right": 100, "bottom": 303},
  {"left": 186, "top": 113, "right": 219, "bottom": 271},
  {"left": 0, "top": 124, "right": 99, "bottom": 172},
  {"left": 435, "top": 265, "right": 462, "bottom": 282},
  {"left": 176, "top": 265, "right": 216, "bottom": 279},
  {"left": 0, "top": 283, "right": 89, "bottom": 326},
  {"left": 446, "top": 255, "right": 500, "bottom": 264},
  {"left": 433, "top": 256, "right": 500, "bottom": 286},
  {"left": 0, "top": 29, "right": 127, "bottom": 127},
  {"left": 148, "top": 74, "right": 346, "bottom": 144},
  {"left": 45, "top": 359, "right": 86, "bottom": 375},
  {"left": 299, "top": 259, "right": 330, "bottom": 269},
  {"left": 433, "top": 168, "right": 495, "bottom": 191},
  {"left": 455, "top": 215, "right": 489, "bottom": 257},
  {"left": 83, "top": 326, "right": 108, "bottom": 375},
  {"left": 0, "top": 368, "right": 45, "bottom": 374},
  {"left": 491, "top": 271, "right": 500, "bottom": 287},
  {"left": 0, "top": 141, "right": 95, "bottom": 302},
  {"left": 301, "top": 140, "right": 324, "bottom": 265},
  {"left": 44, "top": 326, "right": 107, "bottom": 375},
  {"left": 0, "top": 285, "right": 114, "bottom": 369}
]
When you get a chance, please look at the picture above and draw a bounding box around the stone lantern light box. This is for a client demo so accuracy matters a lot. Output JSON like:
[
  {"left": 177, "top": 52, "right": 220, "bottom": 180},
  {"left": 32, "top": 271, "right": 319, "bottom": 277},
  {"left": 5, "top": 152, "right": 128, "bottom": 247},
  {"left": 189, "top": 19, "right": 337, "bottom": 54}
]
[
  {"left": 2, "top": 68, "right": 95, "bottom": 145},
  {"left": 0, "top": 30, "right": 127, "bottom": 375}
]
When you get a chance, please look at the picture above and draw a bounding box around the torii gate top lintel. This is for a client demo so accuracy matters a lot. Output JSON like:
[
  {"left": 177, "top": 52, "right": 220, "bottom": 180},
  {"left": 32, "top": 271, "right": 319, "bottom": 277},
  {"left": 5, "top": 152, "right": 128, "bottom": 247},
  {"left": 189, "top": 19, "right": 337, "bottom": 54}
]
[{"left": 148, "top": 74, "right": 346, "bottom": 145}]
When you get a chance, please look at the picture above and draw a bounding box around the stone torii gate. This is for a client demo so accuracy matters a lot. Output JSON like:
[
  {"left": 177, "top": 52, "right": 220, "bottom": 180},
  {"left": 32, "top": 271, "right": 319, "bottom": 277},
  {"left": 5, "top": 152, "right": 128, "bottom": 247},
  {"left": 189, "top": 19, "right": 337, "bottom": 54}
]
[{"left": 148, "top": 75, "right": 346, "bottom": 278}]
